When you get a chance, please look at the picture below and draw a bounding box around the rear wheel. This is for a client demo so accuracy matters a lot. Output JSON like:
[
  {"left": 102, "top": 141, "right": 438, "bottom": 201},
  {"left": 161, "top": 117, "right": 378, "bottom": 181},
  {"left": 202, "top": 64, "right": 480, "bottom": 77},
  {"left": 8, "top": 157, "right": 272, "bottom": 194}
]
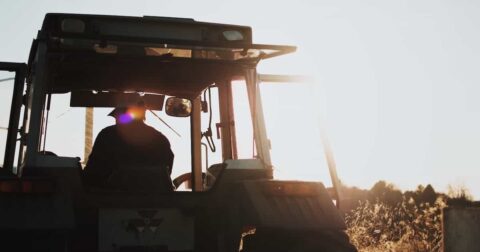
[
  {"left": 289, "top": 231, "right": 357, "bottom": 252},
  {"left": 241, "top": 230, "right": 357, "bottom": 252}
]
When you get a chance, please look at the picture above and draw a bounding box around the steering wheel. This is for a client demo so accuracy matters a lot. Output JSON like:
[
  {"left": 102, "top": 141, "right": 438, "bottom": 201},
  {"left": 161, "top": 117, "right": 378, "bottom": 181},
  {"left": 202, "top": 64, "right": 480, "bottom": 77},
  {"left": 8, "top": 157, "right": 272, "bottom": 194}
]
[{"left": 173, "top": 172, "right": 208, "bottom": 189}]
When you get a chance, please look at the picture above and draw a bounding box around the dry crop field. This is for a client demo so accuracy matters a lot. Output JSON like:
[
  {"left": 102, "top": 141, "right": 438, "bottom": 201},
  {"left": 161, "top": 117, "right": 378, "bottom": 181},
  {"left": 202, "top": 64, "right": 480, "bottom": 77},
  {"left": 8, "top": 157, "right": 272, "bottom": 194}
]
[
  {"left": 345, "top": 198, "right": 444, "bottom": 252},
  {"left": 342, "top": 183, "right": 477, "bottom": 252}
]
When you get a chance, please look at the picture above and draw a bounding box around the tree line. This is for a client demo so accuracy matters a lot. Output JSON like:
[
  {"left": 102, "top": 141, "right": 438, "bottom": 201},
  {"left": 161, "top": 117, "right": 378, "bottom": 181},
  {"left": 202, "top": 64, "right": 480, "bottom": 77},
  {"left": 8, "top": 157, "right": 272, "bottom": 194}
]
[{"left": 340, "top": 180, "right": 477, "bottom": 212}]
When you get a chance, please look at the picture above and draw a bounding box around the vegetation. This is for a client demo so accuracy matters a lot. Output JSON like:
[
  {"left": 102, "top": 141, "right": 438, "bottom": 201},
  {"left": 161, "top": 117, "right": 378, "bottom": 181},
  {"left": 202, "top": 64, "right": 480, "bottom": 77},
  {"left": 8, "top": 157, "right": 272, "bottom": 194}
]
[
  {"left": 343, "top": 181, "right": 475, "bottom": 252},
  {"left": 346, "top": 198, "right": 444, "bottom": 251}
]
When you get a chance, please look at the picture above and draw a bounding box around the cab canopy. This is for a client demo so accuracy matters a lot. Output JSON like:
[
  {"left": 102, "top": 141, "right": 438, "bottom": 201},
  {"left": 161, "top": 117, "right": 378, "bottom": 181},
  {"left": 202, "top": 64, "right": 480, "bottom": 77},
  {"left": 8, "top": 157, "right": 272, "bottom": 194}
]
[{"left": 37, "top": 13, "right": 295, "bottom": 100}]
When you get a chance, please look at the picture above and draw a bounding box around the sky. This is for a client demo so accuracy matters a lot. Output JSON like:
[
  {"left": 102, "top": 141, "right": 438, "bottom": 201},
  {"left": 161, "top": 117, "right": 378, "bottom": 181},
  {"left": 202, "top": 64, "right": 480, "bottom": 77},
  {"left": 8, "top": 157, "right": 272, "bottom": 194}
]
[{"left": 1, "top": 0, "right": 479, "bottom": 199}]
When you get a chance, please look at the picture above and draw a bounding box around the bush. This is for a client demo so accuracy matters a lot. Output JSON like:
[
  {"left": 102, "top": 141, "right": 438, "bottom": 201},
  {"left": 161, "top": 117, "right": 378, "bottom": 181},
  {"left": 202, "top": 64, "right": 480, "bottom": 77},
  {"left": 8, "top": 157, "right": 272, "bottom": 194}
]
[{"left": 345, "top": 197, "right": 445, "bottom": 252}]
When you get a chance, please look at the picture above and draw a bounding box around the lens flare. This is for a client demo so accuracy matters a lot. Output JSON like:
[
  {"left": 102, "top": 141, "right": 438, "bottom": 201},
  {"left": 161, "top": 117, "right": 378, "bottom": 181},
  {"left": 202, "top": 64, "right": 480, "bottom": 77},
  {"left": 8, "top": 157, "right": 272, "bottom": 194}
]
[{"left": 118, "top": 113, "right": 134, "bottom": 124}]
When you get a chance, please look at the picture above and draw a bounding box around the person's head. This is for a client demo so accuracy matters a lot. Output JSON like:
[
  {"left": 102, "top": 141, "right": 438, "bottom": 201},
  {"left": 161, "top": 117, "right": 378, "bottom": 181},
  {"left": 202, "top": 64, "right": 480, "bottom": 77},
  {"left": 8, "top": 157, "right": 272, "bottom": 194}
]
[{"left": 109, "top": 102, "right": 146, "bottom": 124}]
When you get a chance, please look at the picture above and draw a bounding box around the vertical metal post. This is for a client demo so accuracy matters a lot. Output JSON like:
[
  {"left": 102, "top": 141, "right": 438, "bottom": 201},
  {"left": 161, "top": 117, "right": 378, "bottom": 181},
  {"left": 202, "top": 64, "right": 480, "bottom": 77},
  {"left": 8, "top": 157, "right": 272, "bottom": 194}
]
[
  {"left": 1, "top": 63, "right": 26, "bottom": 173},
  {"left": 217, "top": 81, "right": 234, "bottom": 161},
  {"left": 17, "top": 81, "right": 31, "bottom": 172},
  {"left": 83, "top": 107, "right": 94, "bottom": 165},
  {"left": 25, "top": 42, "right": 49, "bottom": 168},
  {"left": 322, "top": 135, "right": 343, "bottom": 208},
  {"left": 226, "top": 82, "right": 238, "bottom": 160},
  {"left": 190, "top": 97, "right": 202, "bottom": 191}
]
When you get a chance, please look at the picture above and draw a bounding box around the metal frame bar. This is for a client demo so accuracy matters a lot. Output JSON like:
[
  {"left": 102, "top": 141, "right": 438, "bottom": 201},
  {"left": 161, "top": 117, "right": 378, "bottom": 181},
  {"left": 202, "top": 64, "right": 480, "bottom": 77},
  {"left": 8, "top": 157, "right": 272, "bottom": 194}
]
[
  {"left": 258, "top": 74, "right": 313, "bottom": 83},
  {"left": 46, "top": 51, "right": 258, "bottom": 72},
  {"left": 46, "top": 32, "right": 296, "bottom": 63},
  {"left": 0, "top": 62, "right": 27, "bottom": 173},
  {"left": 47, "top": 30, "right": 295, "bottom": 52},
  {"left": 24, "top": 42, "right": 49, "bottom": 170},
  {"left": 226, "top": 83, "right": 238, "bottom": 160},
  {"left": 217, "top": 81, "right": 234, "bottom": 161},
  {"left": 190, "top": 97, "right": 203, "bottom": 191}
]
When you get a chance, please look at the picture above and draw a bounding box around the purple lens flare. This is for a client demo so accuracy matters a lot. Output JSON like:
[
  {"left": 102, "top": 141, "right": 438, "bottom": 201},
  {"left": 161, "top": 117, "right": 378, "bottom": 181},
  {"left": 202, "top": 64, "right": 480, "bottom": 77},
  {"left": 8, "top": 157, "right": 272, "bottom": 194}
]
[{"left": 118, "top": 113, "right": 134, "bottom": 124}]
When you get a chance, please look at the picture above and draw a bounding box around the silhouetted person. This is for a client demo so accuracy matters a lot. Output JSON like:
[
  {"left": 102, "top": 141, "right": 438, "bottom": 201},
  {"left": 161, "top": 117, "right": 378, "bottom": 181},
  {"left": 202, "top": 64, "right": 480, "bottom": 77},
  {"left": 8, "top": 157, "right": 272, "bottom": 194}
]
[{"left": 83, "top": 103, "right": 174, "bottom": 192}]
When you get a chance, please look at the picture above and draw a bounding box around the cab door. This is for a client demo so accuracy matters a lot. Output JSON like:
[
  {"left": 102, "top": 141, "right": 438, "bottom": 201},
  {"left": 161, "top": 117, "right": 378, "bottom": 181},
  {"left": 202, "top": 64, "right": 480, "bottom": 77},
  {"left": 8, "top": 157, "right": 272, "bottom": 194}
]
[{"left": 0, "top": 62, "right": 27, "bottom": 175}]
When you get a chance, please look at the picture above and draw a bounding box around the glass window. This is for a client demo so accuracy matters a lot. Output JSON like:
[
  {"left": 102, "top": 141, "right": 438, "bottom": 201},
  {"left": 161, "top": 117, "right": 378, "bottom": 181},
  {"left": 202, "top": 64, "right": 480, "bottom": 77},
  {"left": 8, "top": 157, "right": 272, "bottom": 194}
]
[
  {"left": 145, "top": 98, "right": 191, "bottom": 178},
  {"left": 231, "top": 80, "right": 255, "bottom": 159},
  {"left": 42, "top": 93, "right": 192, "bottom": 178},
  {"left": 260, "top": 82, "right": 331, "bottom": 185}
]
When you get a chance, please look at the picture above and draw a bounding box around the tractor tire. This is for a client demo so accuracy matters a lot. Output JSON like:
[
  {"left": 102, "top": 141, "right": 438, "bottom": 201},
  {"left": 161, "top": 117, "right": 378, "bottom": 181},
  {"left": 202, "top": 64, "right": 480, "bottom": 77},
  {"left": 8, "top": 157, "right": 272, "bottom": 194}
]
[
  {"left": 242, "top": 230, "right": 357, "bottom": 252},
  {"left": 288, "top": 231, "right": 357, "bottom": 252}
]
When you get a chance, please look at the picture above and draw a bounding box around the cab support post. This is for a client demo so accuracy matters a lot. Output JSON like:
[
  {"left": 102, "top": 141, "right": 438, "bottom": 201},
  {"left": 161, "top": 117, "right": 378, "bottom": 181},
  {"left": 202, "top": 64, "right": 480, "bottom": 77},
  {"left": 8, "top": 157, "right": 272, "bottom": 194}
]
[
  {"left": 190, "top": 96, "right": 203, "bottom": 191},
  {"left": 217, "top": 81, "right": 235, "bottom": 161},
  {"left": 24, "top": 42, "right": 49, "bottom": 171}
]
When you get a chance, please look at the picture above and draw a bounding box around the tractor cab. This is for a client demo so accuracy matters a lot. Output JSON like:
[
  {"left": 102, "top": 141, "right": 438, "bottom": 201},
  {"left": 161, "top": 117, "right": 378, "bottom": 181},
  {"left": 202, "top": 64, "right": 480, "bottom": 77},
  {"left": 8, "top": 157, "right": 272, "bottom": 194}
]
[{"left": 0, "top": 13, "right": 355, "bottom": 252}]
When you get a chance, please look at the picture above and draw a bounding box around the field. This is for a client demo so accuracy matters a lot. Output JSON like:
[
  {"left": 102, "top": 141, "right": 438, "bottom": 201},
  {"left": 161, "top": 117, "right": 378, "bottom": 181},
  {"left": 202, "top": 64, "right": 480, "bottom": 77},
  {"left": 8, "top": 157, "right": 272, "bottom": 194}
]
[
  {"left": 343, "top": 183, "right": 474, "bottom": 252},
  {"left": 346, "top": 199, "right": 444, "bottom": 252}
]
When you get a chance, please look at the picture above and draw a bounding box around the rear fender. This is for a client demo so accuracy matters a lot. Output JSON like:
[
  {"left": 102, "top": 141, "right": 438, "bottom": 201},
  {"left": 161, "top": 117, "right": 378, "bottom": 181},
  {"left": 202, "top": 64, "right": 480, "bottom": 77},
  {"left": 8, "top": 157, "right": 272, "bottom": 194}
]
[{"left": 236, "top": 180, "right": 346, "bottom": 231}]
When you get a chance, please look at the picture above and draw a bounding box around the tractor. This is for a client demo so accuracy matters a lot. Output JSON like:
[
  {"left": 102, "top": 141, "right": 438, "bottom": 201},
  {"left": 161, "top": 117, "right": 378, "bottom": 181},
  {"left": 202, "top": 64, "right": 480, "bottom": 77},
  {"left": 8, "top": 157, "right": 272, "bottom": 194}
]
[{"left": 0, "top": 13, "right": 356, "bottom": 251}]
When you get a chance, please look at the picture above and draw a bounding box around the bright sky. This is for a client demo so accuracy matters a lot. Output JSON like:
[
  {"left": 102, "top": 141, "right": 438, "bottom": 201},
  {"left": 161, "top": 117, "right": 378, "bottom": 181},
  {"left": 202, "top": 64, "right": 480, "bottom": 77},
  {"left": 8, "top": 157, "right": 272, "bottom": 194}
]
[{"left": 1, "top": 0, "right": 479, "bottom": 199}]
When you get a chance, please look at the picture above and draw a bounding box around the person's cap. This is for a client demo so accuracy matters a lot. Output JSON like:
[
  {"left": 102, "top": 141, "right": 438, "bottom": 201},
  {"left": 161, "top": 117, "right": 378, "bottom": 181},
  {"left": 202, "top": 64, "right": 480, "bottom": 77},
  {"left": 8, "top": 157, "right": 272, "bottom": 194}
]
[
  {"left": 108, "top": 107, "right": 127, "bottom": 117},
  {"left": 108, "top": 101, "right": 146, "bottom": 117}
]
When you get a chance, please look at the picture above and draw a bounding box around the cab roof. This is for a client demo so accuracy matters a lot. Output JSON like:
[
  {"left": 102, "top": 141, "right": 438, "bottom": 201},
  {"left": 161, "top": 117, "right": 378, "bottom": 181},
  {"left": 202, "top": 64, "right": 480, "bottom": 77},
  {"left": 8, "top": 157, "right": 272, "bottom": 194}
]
[{"left": 35, "top": 13, "right": 296, "bottom": 99}]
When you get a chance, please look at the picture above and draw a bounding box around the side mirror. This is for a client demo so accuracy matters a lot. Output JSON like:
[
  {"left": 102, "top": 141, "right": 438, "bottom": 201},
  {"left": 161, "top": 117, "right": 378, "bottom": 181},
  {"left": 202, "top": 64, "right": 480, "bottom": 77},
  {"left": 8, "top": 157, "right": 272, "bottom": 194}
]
[{"left": 165, "top": 97, "right": 192, "bottom": 117}]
